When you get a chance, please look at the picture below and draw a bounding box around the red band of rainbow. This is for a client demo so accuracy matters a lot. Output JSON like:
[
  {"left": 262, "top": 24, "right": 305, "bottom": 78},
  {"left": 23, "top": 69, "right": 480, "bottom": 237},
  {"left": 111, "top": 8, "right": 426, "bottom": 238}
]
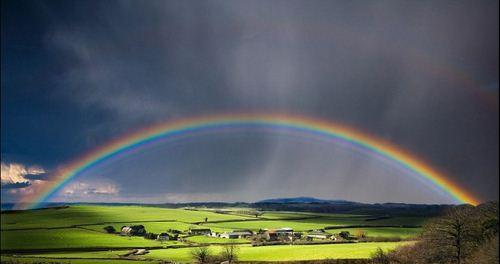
[{"left": 18, "top": 113, "right": 480, "bottom": 209}]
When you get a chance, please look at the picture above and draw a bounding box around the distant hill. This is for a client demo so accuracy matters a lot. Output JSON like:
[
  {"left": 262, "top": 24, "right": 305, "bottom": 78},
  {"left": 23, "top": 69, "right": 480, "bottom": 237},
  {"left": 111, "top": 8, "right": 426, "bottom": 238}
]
[
  {"left": 256, "top": 197, "right": 359, "bottom": 204},
  {"left": 1, "top": 198, "right": 454, "bottom": 217}
]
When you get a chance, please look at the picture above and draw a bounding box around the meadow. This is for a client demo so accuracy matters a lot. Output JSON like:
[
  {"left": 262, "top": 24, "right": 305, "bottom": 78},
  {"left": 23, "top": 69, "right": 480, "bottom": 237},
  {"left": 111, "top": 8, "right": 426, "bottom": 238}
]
[{"left": 1, "top": 205, "right": 426, "bottom": 263}]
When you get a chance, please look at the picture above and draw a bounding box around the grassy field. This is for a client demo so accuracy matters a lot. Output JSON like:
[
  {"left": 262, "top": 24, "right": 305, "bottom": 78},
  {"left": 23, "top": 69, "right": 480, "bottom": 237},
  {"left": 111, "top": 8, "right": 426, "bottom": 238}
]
[
  {"left": 338, "top": 227, "right": 422, "bottom": 238},
  {"left": 1, "top": 205, "right": 252, "bottom": 230},
  {"left": 1, "top": 205, "right": 425, "bottom": 263},
  {"left": 184, "top": 235, "right": 248, "bottom": 244},
  {"left": 0, "top": 256, "right": 154, "bottom": 264},
  {"left": 149, "top": 242, "right": 411, "bottom": 261},
  {"left": 0, "top": 228, "right": 172, "bottom": 250},
  {"left": 17, "top": 242, "right": 410, "bottom": 262}
]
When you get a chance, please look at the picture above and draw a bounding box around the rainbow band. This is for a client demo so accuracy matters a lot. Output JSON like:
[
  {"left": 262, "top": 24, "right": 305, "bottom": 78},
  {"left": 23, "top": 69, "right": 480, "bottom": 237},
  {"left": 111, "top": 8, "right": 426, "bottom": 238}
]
[{"left": 20, "top": 114, "right": 480, "bottom": 209}]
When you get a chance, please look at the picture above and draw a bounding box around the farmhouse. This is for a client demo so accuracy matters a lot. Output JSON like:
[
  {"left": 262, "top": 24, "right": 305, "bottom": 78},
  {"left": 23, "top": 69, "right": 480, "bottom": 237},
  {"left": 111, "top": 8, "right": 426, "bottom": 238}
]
[
  {"left": 188, "top": 228, "right": 211, "bottom": 235},
  {"left": 220, "top": 230, "right": 253, "bottom": 239},
  {"left": 261, "top": 228, "right": 297, "bottom": 241},
  {"left": 157, "top": 233, "right": 170, "bottom": 241},
  {"left": 276, "top": 227, "right": 294, "bottom": 236},
  {"left": 306, "top": 231, "right": 332, "bottom": 240},
  {"left": 263, "top": 230, "right": 278, "bottom": 241},
  {"left": 293, "top": 232, "right": 303, "bottom": 239},
  {"left": 220, "top": 232, "right": 239, "bottom": 239},
  {"left": 233, "top": 229, "right": 253, "bottom": 237},
  {"left": 120, "top": 225, "right": 146, "bottom": 236},
  {"left": 121, "top": 226, "right": 133, "bottom": 236}
]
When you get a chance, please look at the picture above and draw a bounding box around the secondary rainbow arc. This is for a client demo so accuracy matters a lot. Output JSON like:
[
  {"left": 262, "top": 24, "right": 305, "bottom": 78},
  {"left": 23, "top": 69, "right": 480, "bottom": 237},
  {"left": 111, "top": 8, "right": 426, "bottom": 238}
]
[{"left": 19, "top": 114, "right": 480, "bottom": 209}]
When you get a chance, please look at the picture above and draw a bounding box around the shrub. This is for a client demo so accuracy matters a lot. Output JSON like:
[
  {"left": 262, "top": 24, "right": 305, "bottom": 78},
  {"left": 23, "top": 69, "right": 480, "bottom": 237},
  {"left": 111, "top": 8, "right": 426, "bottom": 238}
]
[
  {"left": 103, "top": 225, "right": 116, "bottom": 233},
  {"left": 371, "top": 247, "right": 390, "bottom": 264},
  {"left": 130, "top": 225, "right": 146, "bottom": 236},
  {"left": 354, "top": 229, "right": 366, "bottom": 238},
  {"left": 338, "top": 231, "right": 350, "bottom": 240},
  {"left": 144, "top": 232, "right": 158, "bottom": 240}
]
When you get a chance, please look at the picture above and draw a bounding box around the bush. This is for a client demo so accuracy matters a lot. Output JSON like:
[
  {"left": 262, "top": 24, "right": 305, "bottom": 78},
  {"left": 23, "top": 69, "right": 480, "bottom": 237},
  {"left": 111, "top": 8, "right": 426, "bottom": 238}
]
[
  {"left": 338, "top": 231, "right": 350, "bottom": 240},
  {"left": 371, "top": 247, "right": 390, "bottom": 264},
  {"left": 103, "top": 225, "right": 116, "bottom": 233},
  {"left": 144, "top": 232, "right": 158, "bottom": 240},
  {"left": 130, "top": 225, "right": 146, "bottom": 236},
  {"left": 355, "top": 229, "right": 366, "bottom": 238}
]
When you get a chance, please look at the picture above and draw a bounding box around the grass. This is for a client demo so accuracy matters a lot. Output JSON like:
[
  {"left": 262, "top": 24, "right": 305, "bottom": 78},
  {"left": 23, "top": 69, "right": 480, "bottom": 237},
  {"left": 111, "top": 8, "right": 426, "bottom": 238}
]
[
  {"left": 1, "top": 205, "right": 253, "bottom": 230},
  {"left": 1, "top": 205, "right": 425, "bottom": 263},
  {"left": 1, "top": 228, "right": 170, "bottom": 250},
  {"left": 82, "top": 221, "right": 201, "bottom": 233},
  {"left": 364, "top": 216, "right": 429, "bottom": 226},
  {"left": 337, "top": 227, "right": 422, "bottom": 238},
  {"left": 235, "top": 242, "right": 410, "bottom": 261},
  {"left": 20, "top": 242, "right": 409, "bottom": 262},
  {"left": 0, "top": 255, "right": 153, "bottom": 264},
  {"left": 184, "top": 235, "right": 248, "bottom": 244}
]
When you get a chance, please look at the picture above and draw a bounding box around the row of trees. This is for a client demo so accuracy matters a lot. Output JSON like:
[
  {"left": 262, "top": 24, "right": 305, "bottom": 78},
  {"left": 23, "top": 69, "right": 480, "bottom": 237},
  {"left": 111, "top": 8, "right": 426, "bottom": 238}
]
[{"left": 372, "top": 202, "right": 499, "bottom": 264}]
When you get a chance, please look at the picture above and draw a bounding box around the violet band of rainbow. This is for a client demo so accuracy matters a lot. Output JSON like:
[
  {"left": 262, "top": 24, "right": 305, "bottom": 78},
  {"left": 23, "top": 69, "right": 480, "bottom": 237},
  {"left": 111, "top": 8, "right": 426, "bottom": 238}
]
[{"left": 19, "top": 113, "right": 480, "bottom": 209}]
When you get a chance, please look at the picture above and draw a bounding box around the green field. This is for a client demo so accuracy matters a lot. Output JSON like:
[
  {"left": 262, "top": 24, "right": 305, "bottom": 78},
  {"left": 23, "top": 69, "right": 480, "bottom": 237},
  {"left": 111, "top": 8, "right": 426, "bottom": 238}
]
[
  {"left": 1, "top": 205, "right": 425, "bottom": 263},
  {"left": 1, "top": 228, "right": 170, "bottom": 250},
  {"left": 1, "top": 206, "right": 252, "bottom": 230},
  {"left": 14, "top": 242, "right": 411, "bottom": 262}
]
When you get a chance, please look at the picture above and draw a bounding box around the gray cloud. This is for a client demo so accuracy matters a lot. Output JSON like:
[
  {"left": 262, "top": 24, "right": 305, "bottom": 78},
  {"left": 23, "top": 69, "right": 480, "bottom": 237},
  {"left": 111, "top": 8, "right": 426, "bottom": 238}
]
[
  {"left": 1, "top": 182, "right": 31, "bottom": 189},
  {"left": 12, "top": 0, "right": 497, "bottom": 203},
  {"left": 24, "top": 172, "right": 50, "bottom": 181}
]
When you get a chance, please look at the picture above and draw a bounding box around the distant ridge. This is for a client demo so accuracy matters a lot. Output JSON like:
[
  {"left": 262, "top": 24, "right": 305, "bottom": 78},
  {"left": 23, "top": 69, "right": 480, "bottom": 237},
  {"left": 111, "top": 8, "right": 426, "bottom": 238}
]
[
  {"left": 256, "top": 197, "right": 360, "bottom": 204},
  {"left": 2, "top": 198, "right": 454, "bottom": 217}
]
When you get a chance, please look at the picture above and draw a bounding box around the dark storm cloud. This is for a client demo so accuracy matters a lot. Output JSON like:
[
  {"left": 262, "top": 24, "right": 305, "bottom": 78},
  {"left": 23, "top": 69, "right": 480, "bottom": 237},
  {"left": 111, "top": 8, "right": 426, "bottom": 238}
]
[
  {"left": 1, "top": 182, "right": 31, "bottom": 189},
  {"left": 24, "top": 172, "right": 50, "bottom": 181},
  {"left": 1, "top": 0, "right": 498, "bottom": 203}
]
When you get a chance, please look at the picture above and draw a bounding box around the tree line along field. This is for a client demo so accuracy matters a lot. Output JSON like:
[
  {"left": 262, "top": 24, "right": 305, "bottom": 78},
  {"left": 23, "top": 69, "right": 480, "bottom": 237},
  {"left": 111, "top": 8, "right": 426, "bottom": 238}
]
[{"left": 1, "top": 205, "right": 425, "bottom": 263}]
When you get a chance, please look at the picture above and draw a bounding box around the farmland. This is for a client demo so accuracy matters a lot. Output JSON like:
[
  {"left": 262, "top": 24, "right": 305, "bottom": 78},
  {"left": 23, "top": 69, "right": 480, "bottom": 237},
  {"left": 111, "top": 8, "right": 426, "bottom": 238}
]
[{"left": 1, "top": 205, "right": 427, "bottom": 263}]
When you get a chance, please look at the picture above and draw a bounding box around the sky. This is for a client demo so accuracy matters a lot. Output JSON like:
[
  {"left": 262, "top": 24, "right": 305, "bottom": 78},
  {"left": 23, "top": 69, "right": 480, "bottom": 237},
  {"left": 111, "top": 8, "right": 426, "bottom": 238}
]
[{"left": 1, "top": 0, "right": 498, "bottom": 205}]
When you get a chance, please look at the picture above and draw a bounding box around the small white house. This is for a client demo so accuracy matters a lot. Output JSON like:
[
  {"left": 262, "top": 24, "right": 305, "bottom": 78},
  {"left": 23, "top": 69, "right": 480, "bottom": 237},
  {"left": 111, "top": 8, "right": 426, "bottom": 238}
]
[
  {"left": 188, "top": 228, "right": 211, "bottom": 235},
  {"left": 306, "top": 231, "right": 332, "bottom": 240},
  {"left": 220, "top": 231, "right": 253, "bottom": 239},
  {"left": 120, "top": 226, "right": 133, "bottom": 236}
]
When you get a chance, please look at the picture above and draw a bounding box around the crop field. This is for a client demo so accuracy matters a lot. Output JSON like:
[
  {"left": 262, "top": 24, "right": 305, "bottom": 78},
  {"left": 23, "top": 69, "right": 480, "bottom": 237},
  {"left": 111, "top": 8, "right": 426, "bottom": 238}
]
[{"left": 1, "top": 205, "right": 426, "bottom": 263}]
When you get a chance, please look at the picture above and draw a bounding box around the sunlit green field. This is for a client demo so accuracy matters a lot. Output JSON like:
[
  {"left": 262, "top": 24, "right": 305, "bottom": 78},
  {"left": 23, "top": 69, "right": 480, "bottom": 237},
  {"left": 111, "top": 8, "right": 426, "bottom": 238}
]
[
  {"left": 1, "top": 205, "right": 424, "bottom": 263},
  {"left": 337, "top": 227, "right": 421, "bottom": 238},
  {"left": 1, "top": 205, "right": 252, "bottom": 230},
  {"left": 148, "top": 242, "right": 412, "bottom": 261},
  {"left": 0, "top": 256, "right": 153, "bottom": 264},
  {"left": 82, "top": 221, "right": 204, "bottom": 234},
  {"left": 15, "top": 242, "right": 411, "bottom": 262},
  {"left": 0, "top": 228, "right": 170, "bottom": 250}
]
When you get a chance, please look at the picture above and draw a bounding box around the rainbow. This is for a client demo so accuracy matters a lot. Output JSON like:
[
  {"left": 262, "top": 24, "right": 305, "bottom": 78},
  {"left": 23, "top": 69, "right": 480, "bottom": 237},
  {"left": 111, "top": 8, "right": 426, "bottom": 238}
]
[{"left": 19, "top": 113, "right": 480, "bottom": 209}]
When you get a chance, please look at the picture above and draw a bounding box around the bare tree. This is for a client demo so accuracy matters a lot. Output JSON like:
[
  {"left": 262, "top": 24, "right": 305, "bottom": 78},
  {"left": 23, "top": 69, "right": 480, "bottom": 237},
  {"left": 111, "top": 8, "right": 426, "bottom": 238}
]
[
  {"left": 355, "top": 229, "right": 366, "bottom": 239},
  {"left": 190, "top": 246, "right": 211, "bottom": 264},
  {"left": 464, "top": 235, "right": 499, "bottom": 264},
  {"left": 220, "top": 243, "right": 239, "bottom": 263},
  {"left": 422, "top": 205, "right": 481, "bottom": 264},
  {"left": 381, "top": 203, "right": 499, "bottom": 264}
]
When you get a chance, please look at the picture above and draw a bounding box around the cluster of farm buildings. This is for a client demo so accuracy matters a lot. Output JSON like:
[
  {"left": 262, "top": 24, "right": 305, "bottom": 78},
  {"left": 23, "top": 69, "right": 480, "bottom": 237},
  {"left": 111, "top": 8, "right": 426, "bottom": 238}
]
[{"left": 119, "top": 225, "right": 340, "bottom": 242}]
